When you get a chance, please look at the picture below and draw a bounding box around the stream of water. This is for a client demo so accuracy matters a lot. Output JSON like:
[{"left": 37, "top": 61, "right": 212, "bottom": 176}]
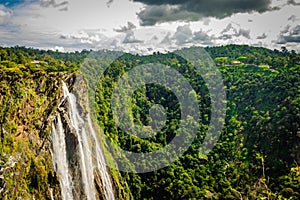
[{"left": 51, "top": 81, "right": 115, "bottom": 200}]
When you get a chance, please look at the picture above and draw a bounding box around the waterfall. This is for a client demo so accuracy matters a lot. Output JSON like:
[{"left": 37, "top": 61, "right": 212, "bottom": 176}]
[
  {"left": 51, "top": 115, "right": 74, "bottom": 200},
  {"left": 62, "top": 82, "right": 96, "bottom": 200},
  {"left": 50, "top": 81, "right": 115, "bottom": 200},
  {"left": 87, "top": 116, "right": 115, "bottom": 200}
]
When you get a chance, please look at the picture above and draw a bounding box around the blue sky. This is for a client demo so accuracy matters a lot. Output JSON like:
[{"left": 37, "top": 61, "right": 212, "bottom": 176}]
[
  {"left": 0, "top": 0, "right": 299, "bottom": 53},
  {"left": 0, "top": 0, "right": 25, "bottom": 7},
  {"left": 0, "top": 0, "right": 36, "bottom": 8}
]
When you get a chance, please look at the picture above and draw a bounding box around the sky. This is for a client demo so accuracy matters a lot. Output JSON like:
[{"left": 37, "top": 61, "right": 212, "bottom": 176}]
[{"left": 0, "top": 0, "right": 299, "bottom": 54}]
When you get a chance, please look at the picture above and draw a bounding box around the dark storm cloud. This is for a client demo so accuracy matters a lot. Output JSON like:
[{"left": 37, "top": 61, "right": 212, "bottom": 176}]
[
  {"left": 137, "top": 5, "right": 200, "bottom": 26},
  {"left": 133, "top": 0, "right": 275, "bottom": 25}
]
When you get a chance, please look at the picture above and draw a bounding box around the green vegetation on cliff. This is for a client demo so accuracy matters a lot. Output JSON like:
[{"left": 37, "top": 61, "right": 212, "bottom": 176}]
[{"left": 0, "top": 46, "right": 79, "bottom": 199}]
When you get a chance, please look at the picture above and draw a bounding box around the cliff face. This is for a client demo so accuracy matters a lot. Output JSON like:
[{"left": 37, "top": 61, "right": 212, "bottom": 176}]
[
  {"left": 0, "top": 65, "right": 75, "bottom": 199},
  {"left": 53, "top": 76, "right": 132, "bottom": 200},
  {"left": 0, "top": 65, "right": 132, "bottom": 200}
]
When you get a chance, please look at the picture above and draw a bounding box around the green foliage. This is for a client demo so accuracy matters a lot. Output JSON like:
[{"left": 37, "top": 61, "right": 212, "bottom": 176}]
[
  {"left": 94, "top": 45, "right": 300, "bottom": 199},
  {"left": 0, "top": 45, "right": 299, "bottom": 199},
  {"left": 0, "top": 47, "right": 78, "bottom": 199}
]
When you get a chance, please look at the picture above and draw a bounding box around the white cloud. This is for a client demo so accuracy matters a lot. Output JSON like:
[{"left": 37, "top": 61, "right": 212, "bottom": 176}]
[
  {"left": 257, "top": 33, "right": 268, "bottom": 39},
  {"left": 160, "top": 32, "right": 172, "bottom": 45},
  {"left": 173, "top": 24, "right": 193, "bottom": 45},
  {"left": 51, "top": 46, "right": 65, "bottom": 52},
  {"left": 114, "top": 22, "right": 137, "bottom": 33},
  {"left": 193, "top": 29, "right": 214, "bottom": 45},
  {"left": 0, "top": 0, "right": 299, "bottom": 53},
  {"left": 123, "top": 30, "right": 143, "bottom": 43},
  {"left": 0, "top": 5, "right": 12, "bottom": 24}
]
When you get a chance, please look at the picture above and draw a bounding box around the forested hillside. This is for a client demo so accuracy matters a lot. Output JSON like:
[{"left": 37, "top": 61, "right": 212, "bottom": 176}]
[
  {"left": 0, "top": 45, "right": 299, "bottom": 199},
  {"left": 94, "top": 46, "right": 300, "bottom": 199}
]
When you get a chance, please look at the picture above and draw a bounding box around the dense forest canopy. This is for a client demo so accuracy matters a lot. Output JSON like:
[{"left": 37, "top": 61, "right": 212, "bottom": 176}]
[{"left": 0, "top": 44, "right": 300, "bottom": 199}]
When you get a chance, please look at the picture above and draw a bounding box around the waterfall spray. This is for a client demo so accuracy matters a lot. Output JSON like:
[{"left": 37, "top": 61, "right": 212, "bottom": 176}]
[{"left": 51, "top": 81, "right": 115, "bottom": 200}]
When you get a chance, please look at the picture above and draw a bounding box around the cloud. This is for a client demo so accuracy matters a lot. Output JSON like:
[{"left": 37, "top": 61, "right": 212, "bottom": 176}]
[
  {"left": 0, "top": 4, "right": 12, "bottom": 24},
  {"left": 168, "top": 25, "right": 214, "bottom": 46},
  {"left": 106, "top": 0, "right": 114, "bottom": 7},
  {"left": 137, "top": 4, "right": 200, "bottom": 26},
  {"left": 257, "top": 33, "right": 267, "bottom": 39},
  {"left": 40, "top": 0, "right": 69, "bottom": 10},
  {"left": 202, "top": 18, "right": 211, "bottom": 25},
  {"left": 151, "top": 35, "right": 159, "bottom": 41},
  {"left": 277, "top": 25, "right": 300, "bottom": 44},
  {"left": 220, "top": 23, "right": 251, "bottom": 39},
  {"left": 217, "top": 33, "right": 232, "bottom": 40},
  {"left": 173, "top": 24, "right": 193, "bottom": 45},
  {"left": 221, "top": 23, "right": 238, "bottom": 35},
  {"left": 278, "top": 35, "right": 300, "bottom": 44},
  {"left": 238, "top": 28, "right": 251, "bottom": 39},
  {"left": 281, "top": 25, "right": 291, "bottom": 34},
  {"left": 114, "top": 21, "right": 136, "bottom": 33},
  {"left": 288, "top": 14, "right": 298, "bottom": 22},
  {"left": 59, "top": 30, "right": 113, "bottom": 45},
  {"left": 1, "top": 0, "right": 299, "bottom": 53},
  {"left": 290, "top": 25, "right": 300, "bottom": 35},
  {"left": 193, "top": 29, "right": 214, "bottom": 45},
  {"left": 123, "top": 30, "right": 144, "bottom": 43},
  {"left": 51, "top": 46, "right": 65, "bottom": 52},
  {"left": 193, "top": 30, "right": 210, "bottom": 41},
  {"left": 134, "top": 0, "right": 276, "bottom": 25},
  {"left": 160, "top": 32, "right": 172, "bottom": 45},
  {"left": 287, "top": 0, "right": 300, "bottom": 6}
]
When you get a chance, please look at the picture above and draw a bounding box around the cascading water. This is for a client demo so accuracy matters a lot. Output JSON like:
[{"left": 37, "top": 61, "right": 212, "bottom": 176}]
[
  {"left": 51, "top": 81, "right": 115, "bottom": 200},
  {"left": 87, "top": 115, "right": 115, "bottom": 200},
  {"left": 51, "top": 115, "right": 74, "bottom": 200},
  {"left": 62, "top": 82, "right": 96, "bottom": 200}
]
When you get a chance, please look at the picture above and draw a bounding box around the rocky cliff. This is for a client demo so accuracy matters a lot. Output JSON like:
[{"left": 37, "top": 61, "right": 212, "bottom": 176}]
[
  {"left": 0, "top": 63, "right": 77, "bottom": 199},
  {"left": 0, "top": 63, "right": 132, "bottom": 199}
]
